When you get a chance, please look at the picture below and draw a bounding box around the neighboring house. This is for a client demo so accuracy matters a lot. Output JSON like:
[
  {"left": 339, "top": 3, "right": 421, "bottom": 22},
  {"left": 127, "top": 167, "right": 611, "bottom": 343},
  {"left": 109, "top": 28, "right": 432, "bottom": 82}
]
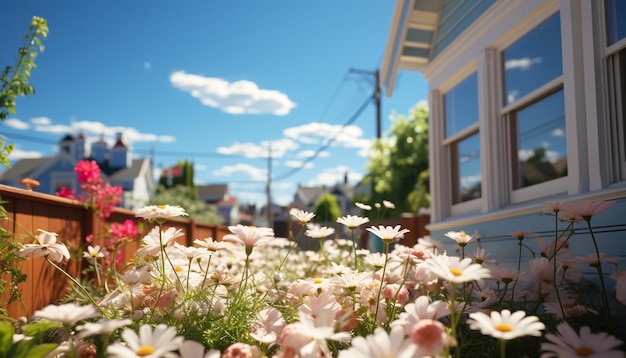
[
  {"left": 197, "top": 184, "right": 240, "bottom": 225},
  {"left": 0, "top": 132, "right": 154, "bottom": 210},
  {"left": 292, "top": 173, "right": 358, "bottom": 216},
  {"left": 382, "top": 0, "right": 626, "bottom": 265}
]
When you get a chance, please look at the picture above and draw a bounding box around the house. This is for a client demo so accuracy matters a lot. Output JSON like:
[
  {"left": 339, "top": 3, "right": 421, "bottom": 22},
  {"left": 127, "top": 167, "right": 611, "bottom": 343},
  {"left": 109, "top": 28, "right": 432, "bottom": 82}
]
[
  {"left": 292, "top": 173, "right": 358, "bottom": 216},
  {"left": 197, "top": 184, "right": 240, "bottom": 225},
  {"left": 382, "top": 0, "right": 626, "bottom": 265},
  {"left": 0, "top": 132, "right": 154, "bottom": 210}
]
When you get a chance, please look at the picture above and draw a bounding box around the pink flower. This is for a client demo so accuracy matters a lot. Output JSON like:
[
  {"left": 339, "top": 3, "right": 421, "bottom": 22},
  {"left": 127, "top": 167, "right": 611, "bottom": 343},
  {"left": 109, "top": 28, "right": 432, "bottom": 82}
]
[
  {"left": 612, "top": 270, "right": 626, "bottom": 305},
  {"left": 410, "top": 319, "right": 455, "bottom": 357},
  {"left": 55, "top": 186, "right": 75, "bottom": 198},
  {"left": 560, "top": 200, "right": 616, "bottom": 220},
  {"left": 75, "top": 160, "right": 101, "bottom": 183},
  {"left": 223, "top": 225, "right": 274, "bottom": 249},
  {"left": 222, "top": 343, "right": 261, "bottom": 358},
  {"left": 110, "top": 219, "right": 139, "bottom": 243}
]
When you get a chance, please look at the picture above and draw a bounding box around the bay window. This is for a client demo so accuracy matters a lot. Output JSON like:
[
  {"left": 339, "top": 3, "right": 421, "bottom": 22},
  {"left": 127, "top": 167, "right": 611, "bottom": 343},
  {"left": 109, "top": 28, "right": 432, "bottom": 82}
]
[
  {"left": 502, "top": 12, "right": 566, "bottom": 199},
  {"left": 444, "top": 73, "right": 481, "bottom": 204},
  {"left": 605, "top": 0, "right": 626, "bottom": 181}
]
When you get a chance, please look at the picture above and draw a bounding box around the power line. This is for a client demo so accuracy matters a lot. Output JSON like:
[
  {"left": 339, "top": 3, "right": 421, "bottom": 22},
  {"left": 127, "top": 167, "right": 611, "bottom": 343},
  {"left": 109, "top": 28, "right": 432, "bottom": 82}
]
[
  {"left": 272, "top": 95, "right": 374, "bottom": 182},
  {"left": 1, "top": 131, "right": 264, "bottom": 160}
]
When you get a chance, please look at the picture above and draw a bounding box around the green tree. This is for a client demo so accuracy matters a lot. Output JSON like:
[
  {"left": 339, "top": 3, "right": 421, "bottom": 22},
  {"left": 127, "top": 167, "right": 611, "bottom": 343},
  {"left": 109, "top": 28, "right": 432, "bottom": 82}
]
[
  {"left": 158, "top": 160, "right": 197, "bottom": 200},
  {"left": 0, "top": 16, "right": 48, "bottom": 319},
  {"left": 1, "top": 16, "right": 48, "bottom": 168},
  {"left": 362, "top": 101, "right": 430, "bottom": 217},
  {"left": 149, "top": 184, "right": 224, "bottom": 224},
  {"left": 313, "top": 192, "right": 341, "bottom": 223}
]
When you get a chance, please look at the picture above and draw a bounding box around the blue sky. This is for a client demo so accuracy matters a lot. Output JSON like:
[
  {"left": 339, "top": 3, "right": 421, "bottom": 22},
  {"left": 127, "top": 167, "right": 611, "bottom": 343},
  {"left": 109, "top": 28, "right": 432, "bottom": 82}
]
[{"left": 1, "top": 1, "right": 428, "bottom": 207}]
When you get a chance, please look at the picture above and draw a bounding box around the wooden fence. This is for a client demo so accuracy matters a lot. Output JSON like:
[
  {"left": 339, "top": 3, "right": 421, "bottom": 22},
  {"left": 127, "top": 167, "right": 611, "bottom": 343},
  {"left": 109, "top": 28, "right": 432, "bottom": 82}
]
[{"left": 0, "top": 184, "right": 230, "bottom": 319}]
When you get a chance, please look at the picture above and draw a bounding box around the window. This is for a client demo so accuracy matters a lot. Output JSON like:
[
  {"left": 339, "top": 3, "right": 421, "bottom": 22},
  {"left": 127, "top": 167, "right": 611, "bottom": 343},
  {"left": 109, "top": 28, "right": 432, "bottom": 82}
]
[
  {"left": 444, "top": 73, "right": 481, "bottom": 204},
  {"left": 502, "top": 13, "right": 566, "bottom": 194},
  {"left": 605, "top": 0, "right": 626, "bottom": 181}
]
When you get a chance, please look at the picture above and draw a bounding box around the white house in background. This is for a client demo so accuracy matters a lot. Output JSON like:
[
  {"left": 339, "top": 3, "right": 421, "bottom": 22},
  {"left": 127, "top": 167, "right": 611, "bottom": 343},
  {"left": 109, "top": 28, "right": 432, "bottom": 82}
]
[
  {"left": 0, "top": 132, "right": 154, "bottom": 210},
  {"left": 382, "top": 0, "right": 626, "bottom": 266},
  {"left": 197, "top": 184, "right": 241, "bottom": 225},
  {"left": 292, "top": 173, "right": 359, "bottom": 217}
]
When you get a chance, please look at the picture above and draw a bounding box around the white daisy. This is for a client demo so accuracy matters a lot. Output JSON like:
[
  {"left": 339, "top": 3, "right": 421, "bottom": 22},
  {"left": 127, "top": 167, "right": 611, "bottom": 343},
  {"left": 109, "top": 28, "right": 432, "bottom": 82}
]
[
  {"left": 76, "top": 318, "right": 132, "bottom": 338},
  {"left": 107, "top": 324, "right": 184, "bottom": 358},
  {"left": 421, "top": 254, "right": 491, "bottom": 283},
  {"left": 467, "top": 309, "right": 545, "bottom": 340},
  {"left": 83, "top": 245, "right": 105, "bottom": 259},
  {"left": 445, "top": 231, "right": 475, "bottom": 246},
  {"left": 336, "top": 215, "right": 370, "bottom": 230},
  {"left": 179, "top": 340, "right": 221, "bottom": 358},
  {"left": 305, "top": 225, "right": 335, "bottom": 239},
  {"left": 338, "top": 326, "right": 416, "bottom": 358},
  {"left": 135, "top": 204, "right": 188, "bottom": 221},
  {"left": 17, "top": 229, "right": 70, "bottom": 263},
  {"left": 34, "top": 303, "right": 101, "bottom": 326},
  {"left": 289, "top": 208, "right": 315, "bottom": 224},
  {"left": 541, "top": 322, "right": 624, "bottom": 358},
  {"left": 223, "top": 224, "right": 274, "bottom": 248},
  {"left": 366, "top": 225, "right": 410, "bottom": 243}
]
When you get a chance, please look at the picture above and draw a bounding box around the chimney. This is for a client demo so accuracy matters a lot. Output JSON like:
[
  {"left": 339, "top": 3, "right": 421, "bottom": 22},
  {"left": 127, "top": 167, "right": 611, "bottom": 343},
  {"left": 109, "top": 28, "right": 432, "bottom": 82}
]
[{"left": 344, "top": 171, "right": 348, "bottom": 185}]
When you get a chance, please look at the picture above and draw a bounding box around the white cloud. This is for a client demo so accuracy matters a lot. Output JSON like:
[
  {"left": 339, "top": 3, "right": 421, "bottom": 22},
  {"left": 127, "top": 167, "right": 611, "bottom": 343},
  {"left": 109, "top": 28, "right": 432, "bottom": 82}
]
[
  {"left": 551, "top": 128, "right": 565, "bottom": 137},
  {"left": 505, "top": 57, "right": 543, "bottom": 70},
  {"left": 169, "top": 71, "right": 296, "bottom": 116},
  {"left": 5, "top": 118, "right": 30, "bottom": 130},
  {"left": 144, "top": 62, "right": 152, "bottom": 70},
  {"left": 284, "top": 160, "right": 314, "bottom": 169},
  {"left": 217, "top": 139, "right": 299, "bottom": 159},
  {"left": 31, "top": 116, "right": 51, "bottom": 125},
  {"left": 305, "top": 165, "right": 363, "bottom": 187},
  {"left": 8, "top": 148, "right": 43, "bottom": 160},
  {"left": 212, "top": 163, "right": 267, "bottom": 181},
  {"left": 195, "top": 164, "right": 208, "bottom": 171},
  {"left": 32, "top": 119, "right": 176, "bottom": 144},
  {"left": 284, "top": 122, "right": 371, "bottom": 150},
  {"left": 518, "top": 148, "right": 562, "bottom": 163},
  {"left": 296, "top": 149, "right": 329, "bottom": 159}
]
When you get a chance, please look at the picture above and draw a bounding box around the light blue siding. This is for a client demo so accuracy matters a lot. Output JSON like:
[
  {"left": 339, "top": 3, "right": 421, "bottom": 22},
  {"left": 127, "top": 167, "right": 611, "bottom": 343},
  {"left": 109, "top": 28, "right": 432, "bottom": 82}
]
[
  {"left": 429, "top": 199, "right": 626, "bottom": 280},
  {"left": 431, "top": 0, "right": 496, "bottom": 59}
]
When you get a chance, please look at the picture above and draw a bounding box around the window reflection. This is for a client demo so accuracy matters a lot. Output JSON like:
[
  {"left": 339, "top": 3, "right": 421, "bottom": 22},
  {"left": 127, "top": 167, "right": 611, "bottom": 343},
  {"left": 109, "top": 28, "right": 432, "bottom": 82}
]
[
  {"left": 457, "top": 133, "right": 482, "bottom": 202},
  {"left": 606, "top": 0, "right": 626, "bottom": 45},
  {"left": 444, "top": 73, "right": 478, "bottom": 138},
  {"left": 514, "top": 90, "right": 567, "bottom": 188},
  {"left": 503, "top": 13, "right": 562, "bottom": 105}
]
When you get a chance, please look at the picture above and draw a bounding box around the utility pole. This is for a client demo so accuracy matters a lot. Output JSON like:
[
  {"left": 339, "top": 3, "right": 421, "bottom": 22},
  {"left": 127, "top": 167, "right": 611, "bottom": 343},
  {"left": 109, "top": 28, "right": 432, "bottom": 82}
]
[
  {"left": 266, "top": 143, "right": 273, "bottom": 228},
  {"left": 349, "top": 68, "right": 381, "bottom": 138}
]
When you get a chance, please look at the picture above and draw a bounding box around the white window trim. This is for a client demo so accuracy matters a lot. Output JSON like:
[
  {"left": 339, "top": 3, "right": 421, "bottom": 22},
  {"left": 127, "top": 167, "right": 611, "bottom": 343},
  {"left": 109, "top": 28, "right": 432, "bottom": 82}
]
[{"left": 598, "top": 0, "right": 626, "bottom": 183}]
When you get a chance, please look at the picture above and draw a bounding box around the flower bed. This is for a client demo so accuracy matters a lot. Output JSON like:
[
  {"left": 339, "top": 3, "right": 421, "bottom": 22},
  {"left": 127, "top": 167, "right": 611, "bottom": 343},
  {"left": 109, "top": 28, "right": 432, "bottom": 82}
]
[{"left": 6, "top": 197, "right": 626, "bottom": 357}]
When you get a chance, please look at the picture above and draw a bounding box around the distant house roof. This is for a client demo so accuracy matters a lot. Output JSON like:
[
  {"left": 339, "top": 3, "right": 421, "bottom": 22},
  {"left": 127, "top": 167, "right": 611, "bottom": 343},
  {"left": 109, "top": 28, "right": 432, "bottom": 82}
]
[
  {"left": 295, "top": 186, "right": 324, "bottom": 207},
  {"left": 108, "top": 158, "right": 149, "bottom": 181},
  {"left": 197, "top": 184, "right": 228, "bottom": 203},
  {"left": 0, "top": 157, "right": 50, "bottom": 182}
]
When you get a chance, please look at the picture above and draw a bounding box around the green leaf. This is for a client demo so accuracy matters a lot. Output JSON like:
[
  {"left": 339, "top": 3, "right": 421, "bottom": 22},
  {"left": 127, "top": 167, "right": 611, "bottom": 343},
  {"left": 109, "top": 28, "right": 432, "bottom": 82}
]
[
  {"left": 21, "top": 320, "right": 63, "bottom": 337},
  {"left": 0, "top": 323, "right": 15, "bottom": 358},
  {"left": 20, "top": 343, "right": 58, "bottom": 358}
]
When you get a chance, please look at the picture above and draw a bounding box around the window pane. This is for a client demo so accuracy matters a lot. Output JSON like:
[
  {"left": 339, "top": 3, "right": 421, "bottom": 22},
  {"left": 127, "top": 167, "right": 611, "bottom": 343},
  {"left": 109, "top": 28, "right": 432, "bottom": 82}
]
[
  {"left": 515, "top": 90, "right": 567, "bottom": 188},
  {"left": 456, "top": 133, "right": 482, "bottom": 202},
  {"left": 606, "top": 0, "right": 626, "bottom": 45},
  {"left": 444, "top": 73, "right": 478, "bottom": 138},
  {"left": 503, "top": 13, "right": 562, "bottom": 105}
]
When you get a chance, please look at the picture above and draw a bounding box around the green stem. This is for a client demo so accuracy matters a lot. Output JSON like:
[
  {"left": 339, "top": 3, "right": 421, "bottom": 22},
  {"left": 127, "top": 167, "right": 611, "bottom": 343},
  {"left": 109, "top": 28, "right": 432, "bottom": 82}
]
[
  {"left": 373, "top": 241, "right": 390, "bottom": 331},
  {"left": 351, "top": 229, "right": 357, "bottom": 269},
  {"left": 46, "top": 257, "right": 105, "bottom": 315},
  {"left": 499, "top": 338, "right": 506, "bottom": 358},
  {"left": 200, "top": 254, "right": 213, "bottom": 291},
  {"left": 92, "top": 256, "right": 101, "bottom": 288},
  {"left": 585, "top": 218, "right": 610, "bottom": 315},
  {"left": 551, "top": 212, "right": 566, "bottom": 319}
]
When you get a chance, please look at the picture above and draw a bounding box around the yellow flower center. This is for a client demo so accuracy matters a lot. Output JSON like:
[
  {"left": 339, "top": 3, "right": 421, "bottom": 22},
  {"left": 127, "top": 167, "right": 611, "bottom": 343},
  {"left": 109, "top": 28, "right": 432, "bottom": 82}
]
[
  {"left": 158, "top": 205, "right": 166, "bottom": 209},
  {"left": 136, "top": 345, "right": 155, "bottom": 356},
  {"left": 575, "top": 347, "right": 594, "bottom": 356},
  {"left": 175, "top": 266, "right": 183, "bottom": 273},
  {"left": 449, "top": 268, "right": 463, "bottom": 276},
  {"left": 90, "top": 252, "right": 98, "bottom": 257},
  {"left": 495, "top": 323, "right": 513, "bottom": 332},
  {"left": 313, "top": 278, "right": 324, "bottom": 284}
]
